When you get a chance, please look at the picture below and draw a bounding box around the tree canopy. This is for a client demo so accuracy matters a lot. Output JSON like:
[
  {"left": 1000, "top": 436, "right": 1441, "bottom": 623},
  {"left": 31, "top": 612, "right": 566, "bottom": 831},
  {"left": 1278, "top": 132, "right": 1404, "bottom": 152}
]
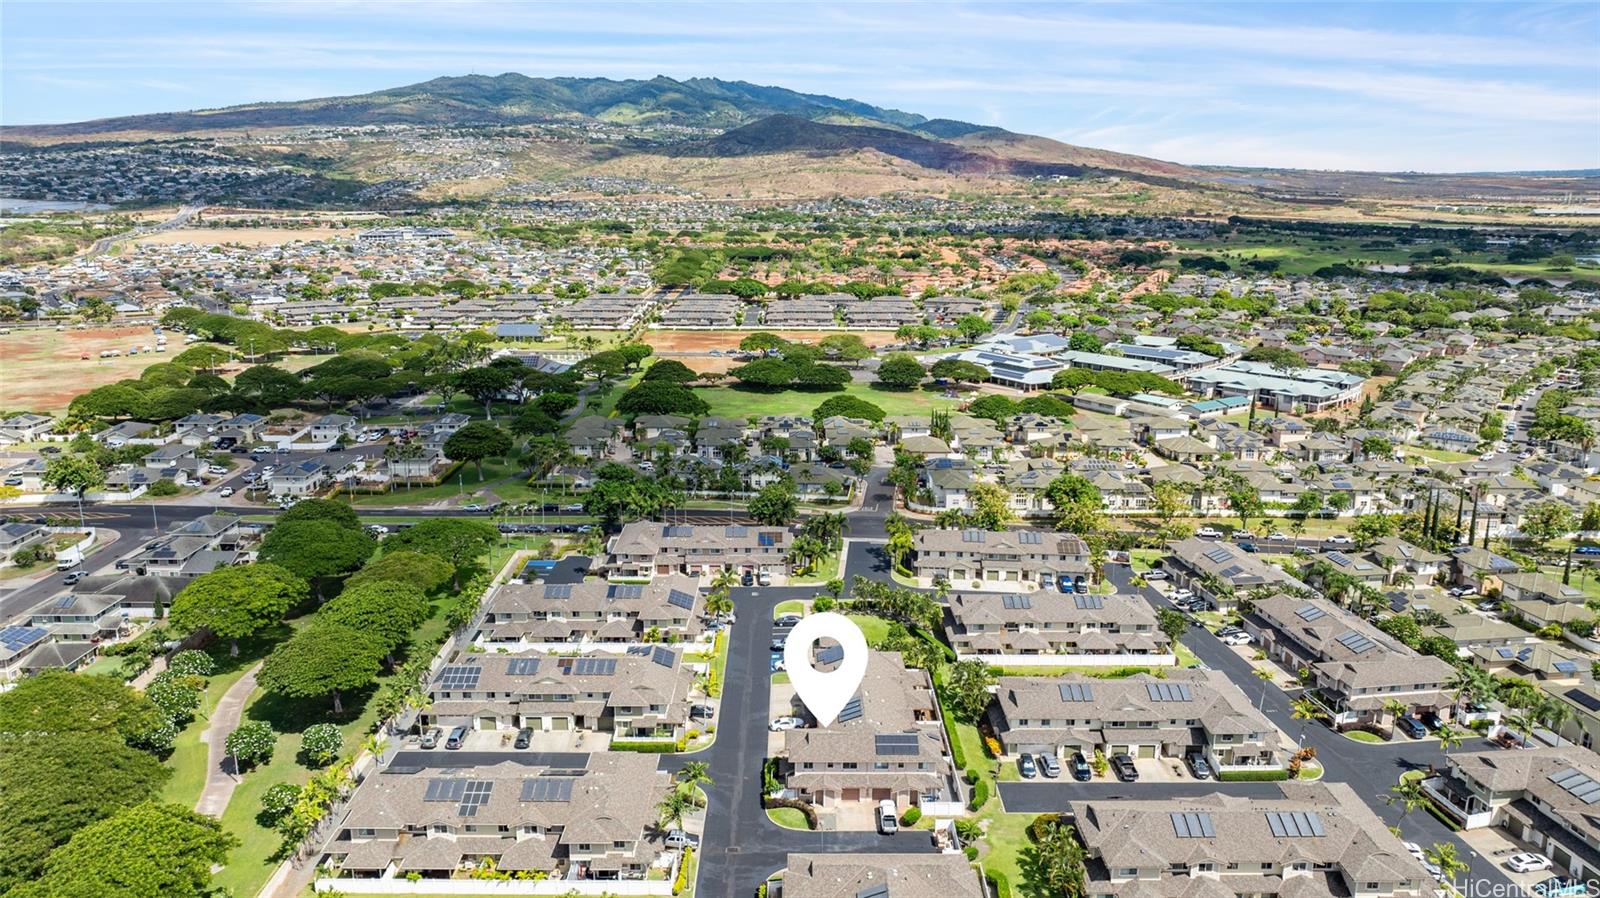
[
  {"left": 169, "top": 563, "right": 307, "bottom": 655},
  {"left": 318, "top": 580, "right": 429, "bottom": 659},
  {"left": 344, "top": 550, "right": 455, "bottom": 595},
  {"left": 257, "top": 519, "right": 376, "bottom": 594},
  {"left": 277, "top": 498, "right": 361, "bottom": 532},
  {"left": 258, "top": 623, "right": 387, "bottom": 713},
  {"left": 12, "top": 801, "right": 236, "bottom": 898},
  {"left": 614, "top": 381, "right": 711, "bottom": 417},
  {"left": 0, "top": 670, "right": 168, "bottom": 752},
  {"left": 380, "top": 518, "right": 499, "bottom": 585},
  {"left": 875, "top": 354, "right": 926, "bottom": 390}
]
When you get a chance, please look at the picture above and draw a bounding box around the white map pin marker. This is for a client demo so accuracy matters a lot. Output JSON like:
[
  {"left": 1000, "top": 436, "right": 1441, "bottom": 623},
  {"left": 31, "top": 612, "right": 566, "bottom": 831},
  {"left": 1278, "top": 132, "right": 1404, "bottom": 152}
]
[{"left": 783, "top": 611, "right": 868, "bottom": 728}]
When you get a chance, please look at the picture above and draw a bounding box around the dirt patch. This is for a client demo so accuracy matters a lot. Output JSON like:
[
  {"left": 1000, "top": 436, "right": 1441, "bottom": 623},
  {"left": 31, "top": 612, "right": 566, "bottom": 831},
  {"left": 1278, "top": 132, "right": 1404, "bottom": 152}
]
[
  {"left": 1, "top": 325, "right": 167, "bottom": 411},
  {"left": 644, "top": 330, "right": 899, "bottom": 354},
  {"left": 134, "top": 227, "right": 347, "bottom": 247}
]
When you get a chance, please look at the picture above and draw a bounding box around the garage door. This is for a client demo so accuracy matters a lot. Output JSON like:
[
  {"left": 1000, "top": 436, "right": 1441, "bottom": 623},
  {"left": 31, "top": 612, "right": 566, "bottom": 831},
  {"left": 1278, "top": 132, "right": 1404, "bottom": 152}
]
[
  {"left": 871, "top": 788, "right": 892, "bottom": 801},
  {"left": 841, "top": 788, "right": 861, "bottom": 801},
  {"left": 476, "top": 714, "right": 498, "bottom": 731},
  {"left": 549, "top": 716, "right": 569, "bottom": 730},
  {"left": 1137, "top": 745, "right": 1157, "bottom": 759}
]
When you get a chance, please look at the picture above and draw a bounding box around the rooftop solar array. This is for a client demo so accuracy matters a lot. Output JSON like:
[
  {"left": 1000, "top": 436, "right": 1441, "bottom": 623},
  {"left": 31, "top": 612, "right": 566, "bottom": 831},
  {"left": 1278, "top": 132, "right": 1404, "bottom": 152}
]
[
  {"left": 544, "top": 583, "right": 574, "bottom": 600},
  {"left": 874, "top": 733, "right": 921, "bottom": 756},
  {"left": 838, "top": 695, "right": 864, "bottom": 723},
  {"left": 815, "top": 644, "right": 845, "bottom": 665},
  {"left": 724, "top": 525, "right": 747, "bottom": 538},
  {"left": 1146, "top": 682, "right": 1194, "bottom": 702},
  {"left": 571, "top": 657, "right": 617, "bottom": 676},
  {"left": 506, "top": 658, "right": 541, "bottom": 676},
  {"left": 1295, "top": 605, "right": 1327, "bottom": 622},
  {"left": 962, "top": 529, "right": 987, "bottom": 543},
  {"left": 1202, "top": 547, "right": 1234, "bottom": 564},
  {"left": 457, "top": 780, "right": 494, "bottom": 817},
  {"left": 1565, "top": 688, "right": 1600, "bottom": 713},
  {"left": 521, "top": 777, "right": 575, "bottom": 802},
  {"left": 1001, "top": 594, "right": 1032, "bottom": 610},
  {"left": 1218, "top": 565, "right": 1245, "bottom": 579},
  {"left": 1326, "top": 551, "right": 1353, "bottom": 566},
  {"left": 1074, "top": 594, "right": 1103, "bottom": 610},
  {"left": 1058, "top": 683, "right": 1094, "bottom": 702},
  {"left": 666, "top": 589, "right": 696, "bottom": 610},
  {"left": 1170, "top": 812, "right": 1215, "bottom": 838},
  {"left": 0, "top": 626, "right": 48, "bottom": 652},
  {"left": 1549, "top": 768, "right": 1600, "bottom": 804},
  {"left": 437, "top": 665, "right": 483, "bottom": 690},
  {"left": 758, "top": 532, "right": 777, "bottom": 547},
  {"left": 606, "top": 584, "right": 644, "bottom": 600},
  {"left": 1555, "top": 660, "right": 1581, "bottom": 674},
  {"left": 651, "top": 646, "right": 676, "bottom": 668},
  {"left": 424, "top": 778, "right": 468, "bottom": 802},
  {"left": 1265, "top": 811, "right": 1326, "bottom": 837},
  {"left": 1334, "top": 631, "right": 1377, "bottom": 654},
  {"left": 663, "top": 525, "right": 693, "bottom": 538},
  {"left": 1018, "top": 531, "right": 1044, "bottom": 545}
]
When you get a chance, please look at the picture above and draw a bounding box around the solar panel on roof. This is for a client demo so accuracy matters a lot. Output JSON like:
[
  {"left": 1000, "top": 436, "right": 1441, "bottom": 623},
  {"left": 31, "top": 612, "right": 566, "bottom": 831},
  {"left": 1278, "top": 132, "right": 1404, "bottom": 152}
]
[
  {"left": 1265, "top": 811, "right": 1326, "bottom": 838},
  {"left": 1548, "top": 768, "right": 1600, "bottom": 804},
  {"left": 1146, "top": 682, "right": 1194, "bottom": 702},
  {"left": 0, "top": 626, "right": 47, "bottom": 651},
  {"left": 1335, "top": 631, "right": 1377, "bottom": 654},
  {"left": 424, "top": 778, "right": 468, "bottom": 802},
  {"left": 667, "top": 588, "right": 695, "bottom": 610},
  {"left": 1001, "top": 594, "right": 1032, "bottom": 610},
  {"left": 1327, "top": 551, "right": 1353, "bottom": 566},
  {"left": 1074, "top": 594, "right": 1103, "bottom": 610},
  {"left": 51, "top": 595, "right": 76, "bottom": 609},
  {"left": 1555, "top": 660, "right": 1580, "bottom": 674},
  {"left": 1018, "top": 530, "right": 1043, "bottom": 545},
  {"left": 962, "top": 529, "right": 986, "bottom": 543},
  {"left": 1058, "top": 683, "right": 1094, "bottom": 702},
  {"left": 1517, "top": 647, "right": 1534, "bottom": 662},
  {"left": 724, "top": 525, "right": 747, "bottom": 538},
  {"left": 606, "top": 584, "right": 643, "bottom": 600},
  {"left": 1295, "top": 605, "right": 1327, "bottom": 622},
  {"left": 506, "top": 658, "right": 541, "bottom": 676},
  {"left": 1171, "top": 812, "right": 1215, "bottom": 838},
  {"left": 1566, "top": 688, "right": 1600, "bottom": 712},
  {"left": 651, "top": 646, "right": 675, "bottom": 668},
  {"left": 457, "top": 780, "right": 494, "bottom": 817},
  {"left": 875, "top": 733, "right": 921, "bottom": 756},
  {"left": 437, "top": 665, "right": 483, "bottom": 690},
  {"left": 572, "top": 657, "right": 617, "bottom": 676},
  {"left": 837, "top": 695, "right": 864, "bottom": 723},
  {"left": 521, "top": 777, "right": 575, "bottom": 802},
  {"left": 544, "top": 583, "right": 573, "bottom": 600},
  {"left": 1202, "top": 547, "right": 1234, "bottom": 564},
  {"left": 815, "top": 644, "right": 845, "bottom": 664},
  {"left": 758, "top": 532, "right": 777, "bottom": 547},
  {"left": 664, "top": 525, "right": 693, "bottom": 538}
]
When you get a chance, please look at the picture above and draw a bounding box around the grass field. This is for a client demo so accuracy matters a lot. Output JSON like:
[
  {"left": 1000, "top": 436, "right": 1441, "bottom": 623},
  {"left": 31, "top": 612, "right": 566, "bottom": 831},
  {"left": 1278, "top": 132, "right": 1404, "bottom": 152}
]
[
  {"left": 1174, "top": 234, "right": 1600, "bottom": 283},
  {"left": 693, "top": 382, "right": 957, "bottom": 421}
]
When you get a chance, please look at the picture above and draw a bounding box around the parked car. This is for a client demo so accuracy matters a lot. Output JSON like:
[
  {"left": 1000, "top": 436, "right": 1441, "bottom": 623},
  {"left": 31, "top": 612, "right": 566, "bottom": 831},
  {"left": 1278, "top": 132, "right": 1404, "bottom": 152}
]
[
  {"left": 445, "top": 725, "right": 468, "bottom": 749},
  {"left": 1221, "top": 632, "right": 1252, "bottom": 646},
  {"left": 1396, "top": 716, "right": 1428, "bottom": 739},
  {"left": 775, "top": 613, "right": 803, "bottom": 627},
  {"left": 1110, "top": 753, "right": 1139, "bottom": 782},
  {"left": 62, "top": 570, "right": 86, "bottom": 585},
  {"left": 1171, "top": 588, "right": 1194, "bottom": 601},
  {"left": 1143, "top": 569, "right": 1168, "bottom": 581},
  {"left": 418, "top": 727, "right": 441, "bottom": 749},
  {"left": 1039, "top": 754, "right": 1061, "bottom": 779},
  {"left": 877, "top": 800, "right": 899, "bottom": 834},
  {"left": 1069, "top": 752, "right": 1092, "bottom": 782},
  {"left": 1195, "top": 526, "right": 1223, "bottom": 539},
  {"left": 769, "top": 638, "right": 788, "bottom": 652},
  {"left": 757, "top": 571, "right": 773, "bottom": 586},
  {"left": 769, "top": 717, "right": 805, "bottom": 731},
  {"left": 741, "top": 572, "right": 754, "bottom": 587},
  {"left": 1216, "top": 626, "right": 1244, "bottom": 638},
  {"left": 665, "top": 829, "right": 697, "bottom": 850},
  {"left": 514, "top": 726, "right": 534, "bottom": 749},
  {"left": 218, "top": 487, "right": 234, "bottom": 497},
  {"left": 1267, "top": 531, "right": 1290, "bottom": 541},
  {"left": 1237, "top": 542, "right": 1258, "bottom": 553},
  {"left": 1185, "top": 753, "right": 1213, "bottom": 780},
  {"left": 1403, "top": 842, "right": 1425, "bottom": 863},
  {"left": 1325, "top": 534, "right": 1353, "bottom": 545},
  {"left": 1507, "top": 854, "right": 1553, "bottom": 874},
  {"left": 689, "top": 704, "right": 715, "bottom": 720},
  {"left": 1018, "top": 754, "right": 1037, "bottom": 779},
  {"left": 1477, "top": 599, "right": 1500, "bottom": 612}
]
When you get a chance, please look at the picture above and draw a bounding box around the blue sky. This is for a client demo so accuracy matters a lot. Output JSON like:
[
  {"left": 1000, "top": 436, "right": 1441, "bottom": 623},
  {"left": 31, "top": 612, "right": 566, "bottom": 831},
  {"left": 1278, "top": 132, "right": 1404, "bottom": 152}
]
[{"left": 4, "top": 1, "right": 1597, "bottom": 172}]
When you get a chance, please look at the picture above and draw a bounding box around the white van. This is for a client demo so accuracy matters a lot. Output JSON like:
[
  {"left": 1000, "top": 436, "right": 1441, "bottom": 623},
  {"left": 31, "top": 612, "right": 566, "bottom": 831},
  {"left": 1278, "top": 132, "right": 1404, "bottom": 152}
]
[{"left": 877, "top": 800, "right": 898, "bottom": 834}]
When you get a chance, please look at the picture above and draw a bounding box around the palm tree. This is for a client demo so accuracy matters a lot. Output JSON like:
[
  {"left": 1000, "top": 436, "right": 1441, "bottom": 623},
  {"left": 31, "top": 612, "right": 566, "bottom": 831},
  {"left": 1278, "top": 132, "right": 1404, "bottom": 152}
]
[
  {"left": 657, "top": 789, "right": 694, "bottom": 830},
  {"left": 1507, "top": 712, "right": 1537, "bottom": 747},
  {"left": 1390, "top": 569, "right": 1415, "bottom": 589},
  {"left": 676, "top": 760, "right": 713, "bottom": 798},
  {"left": 1426, "top": 842, "right": 1469, "bottom": 885},
  {"left": 704, "top": 590, "right": 734, "bottom": 620},
  {"left": 1386, "top": 777, "right": 1429, "bottom": 826},
  {"left": 711, "top": 568, "right": 738, "bottom": 591},
  {"left": 1253, "top": 666, "right": 1275, "bottom": 709},
  {"left": 1540, "top": 696, "right": 1573, "bottom": 747},
  {"left": 1435, "top": 724, "right": 1465, "bottom": 754},
  {"left": 1290, "top": 697, "right": 1322, "bottom": 743},
  {"left": 1382, "top": 699, "right": 1410, "bottom": 738}
]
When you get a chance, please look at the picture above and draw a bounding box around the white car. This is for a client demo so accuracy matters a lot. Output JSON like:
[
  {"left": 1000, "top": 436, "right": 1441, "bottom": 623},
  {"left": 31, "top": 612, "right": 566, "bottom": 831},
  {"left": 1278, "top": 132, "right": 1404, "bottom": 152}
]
[
  {"left": 769, "top": 717, "right": 805, "bottom": 731},
  {"left": 218, "top": 487, "right": 234, "bottom": 498},
  {"left": 1506, "top": 854, "right": 1553, "bottom": 874},
  {"left": 1402, "top": 842, "right": 1425, "bottom": 862},
  {"left": 1195, "top": 526, "right": 1223, "bottom": 539},
  {"left": 1221, "top": 632, "right": 1253, "bottom": 646},
  {"left": 207, "top": 465, "right": 228, "bottom": 475},
  {"left": 1267, "top": 531, "right": 1290, "bottom": 541},
  {"left": 1325, "top": 534, "right": 1353, "bottom": 545},
  {"left": 1170, "top": 588, "right": 1194, "bottom": 601}
]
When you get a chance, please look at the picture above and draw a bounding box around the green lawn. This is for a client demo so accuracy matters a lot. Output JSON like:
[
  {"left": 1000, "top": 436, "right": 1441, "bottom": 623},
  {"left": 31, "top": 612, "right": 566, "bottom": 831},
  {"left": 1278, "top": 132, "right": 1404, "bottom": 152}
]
[
  {"left": 766, "top": 807, "right": 809, "bottom": 830},
  {"left": 209, "top": 597, "right": 455, "bottom": 897},
  {"left": 978, "top": 812, "right": 1035, "bottom": 895},
  {"left": 847, "top": 614, "right": 892, "bottom": 644},
  {"left": 160, "top": 629, "right": 290, "bottom": 809},
  {"left": 1401, "top": 446, "right": 1477, "bottom": 463},
  {"left": 789, "top": 551, "right": 842, "bottom": 586},
  {"left": 773, "top": 600, "right": 805, "bottom": 617},
  {"left": 1543, "top": 565, "right": 1600, "bottom": 602},
  {"left": 1345, "top": 730, "right": 1386, "bottom": 744},
  {"left": 348, "top": 458, "right": 530, "bottom": 507},
  {"left": 693, "top": 382, "right": 958, "bottom": 421}
]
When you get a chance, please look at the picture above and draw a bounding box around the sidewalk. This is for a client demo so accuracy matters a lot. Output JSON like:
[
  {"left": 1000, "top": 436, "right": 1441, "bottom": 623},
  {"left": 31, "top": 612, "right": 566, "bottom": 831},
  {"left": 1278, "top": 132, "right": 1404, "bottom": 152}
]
[{"left": 195, "top": 661, "right": 262, "bottom": 817}]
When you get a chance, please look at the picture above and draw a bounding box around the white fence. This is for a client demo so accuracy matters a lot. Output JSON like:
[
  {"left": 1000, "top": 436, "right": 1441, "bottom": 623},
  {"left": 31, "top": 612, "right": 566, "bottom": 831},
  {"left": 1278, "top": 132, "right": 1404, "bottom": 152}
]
[
  {"left": 957, "top": 653, "right": 1176, "bottom": 668},
  {"left": 917, "top": 800, "right": 967, "bottom": 817},
  {"left": 314, "top": 879, "right": 671, "bottom": 895}
]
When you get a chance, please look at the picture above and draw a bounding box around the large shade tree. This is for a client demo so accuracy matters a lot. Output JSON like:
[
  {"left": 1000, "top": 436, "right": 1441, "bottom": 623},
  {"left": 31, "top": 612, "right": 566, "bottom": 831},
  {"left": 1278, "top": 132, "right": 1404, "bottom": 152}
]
[
  {"left": 12, "top": 801, "right": 236, "bottom": 898},
  {"left": 318, "top": 580, "right": 429, "bottom": 665},
  {"left": 380, "top": 518, "right": 499, "bottom": 589},
  {"left": 257, "top": 519, "right": 376, "bottom": 597},
  {"left": 258, "top": 623, "right": 387, "bottom": 714},
  {"left": 168, "top": 562, "right": 307, "bottom": 656}
]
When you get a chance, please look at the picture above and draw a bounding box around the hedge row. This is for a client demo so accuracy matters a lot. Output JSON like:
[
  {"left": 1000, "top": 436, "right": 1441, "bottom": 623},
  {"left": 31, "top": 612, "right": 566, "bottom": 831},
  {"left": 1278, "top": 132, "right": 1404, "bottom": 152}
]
[
  {"left": 762, "top": 796, "right": 819, "bottom": 829},
  {"left": 986, "top": 870, "right": 1012, "bottom": 898},
  {"left": 967, "top": 778, "right": 990, "bottom": 811},
  {"left": 1217, "top": 767, "right": 1290, "bottom": 782},
  {"left": 609, "top": 740, "right": 680, "bottom": 753}
]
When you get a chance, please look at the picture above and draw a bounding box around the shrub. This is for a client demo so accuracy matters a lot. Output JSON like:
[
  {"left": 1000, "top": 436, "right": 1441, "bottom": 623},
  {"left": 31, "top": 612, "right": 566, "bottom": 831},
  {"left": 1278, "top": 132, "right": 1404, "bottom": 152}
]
[
  {"left": 986, "top": 870, "right": 1013, "bottom": 898},
  {"left": 1028, "top": 812, "right": 1063, "bottom": 842},
  {"left": 225, "top": 720, "right": 276, "bottom": 769},
  {"left": 967, "top": 778, "right": 990, "bottom": 811},
  {"left": 964, "top": 768, "right": 980, "bottom": 786},
  {"left": 983, "top": 735, "right": 1002, "bottom": 757},
  {"left": 147, "top": 478, "right": 181, "bottom": 497},
  {"left": 609, "top": 740, "right": 680, "bottom": 753},
  {"left": 145, "top": 671, "right": 202, "bottom": 725},
  {"left": 300, "top": 722, "right": 343, "bottom": 767},
  {"left": 168, "top": 649, "right": 216, "bottom": 677},
  {"left": 761, "top": 796, "right": 818, "bottom": 829},
  {"left": 944, "top": 715, "right": 966, "bottom": 769},
  {"left": 260, "top": 783, "right": 301, "bottom": 821},
  {"left": 901, "top": 806, "right": 922, "bottom": 826},
  {"left": 963, "top": 844, "right": 979, "bottom": 861},
  {"left": 672, "top": 846, "right": 693, "bottom": 895}
]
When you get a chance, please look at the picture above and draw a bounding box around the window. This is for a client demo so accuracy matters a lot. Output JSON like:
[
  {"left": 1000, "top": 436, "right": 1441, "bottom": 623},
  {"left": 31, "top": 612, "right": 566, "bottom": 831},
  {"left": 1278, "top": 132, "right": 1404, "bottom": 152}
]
[
  {"left": 1116, "top": 868, "right": 1139, "bottom": 878},
  {"left": 1194, "top": 863, "right": 1215, "bottom": 873}
]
